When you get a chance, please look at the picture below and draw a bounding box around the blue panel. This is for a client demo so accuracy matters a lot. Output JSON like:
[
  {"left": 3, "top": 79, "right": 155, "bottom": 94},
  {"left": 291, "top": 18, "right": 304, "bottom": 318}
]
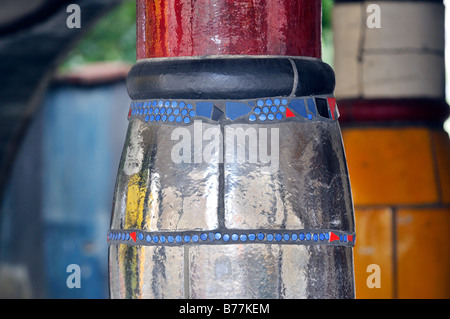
[
  {"left": 307, "top": 98, "right": 317, "bottom": 116},
  {"left": 288, "top": 99, "right": 308, "bottom": 118},
  {"left": 225, "top": 101, "right": 252, "bottom": 120},
  {"left": 40, "top": 83, "right": 129, "bottom": 298},
  {"left": 196, "top": 102, "right": 214, "bottom": 118}
]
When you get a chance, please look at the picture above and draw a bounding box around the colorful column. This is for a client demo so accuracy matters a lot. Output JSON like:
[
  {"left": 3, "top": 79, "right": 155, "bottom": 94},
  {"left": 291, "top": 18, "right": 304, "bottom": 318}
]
[
  {"left": 108, "top": 0, "right": 356, "bottom": 298},
  {"left": 333, "top": 0, "right": 450, "bottom": 298}
]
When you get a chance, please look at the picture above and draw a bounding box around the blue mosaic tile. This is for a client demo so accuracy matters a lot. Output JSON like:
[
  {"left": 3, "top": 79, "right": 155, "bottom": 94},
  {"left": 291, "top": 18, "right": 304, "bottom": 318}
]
[
  {"left": 211, "top": 106, "right": 224, "bottom": 121},
  {"left": 196, "top": 102, "right": 214, "bottom": 118},
  {"left": 109, "top": 229, "right": 355, "bottom": 247},
  {"left": 289, "top": 99, "right": 308, "bottom": 118},
  {"left": 129, "top": 95, "right": 337, "bottom": 125},
  {"left": 307, "top": 98, "right": 316, "bottom": 117},
  {"left": 225, "top": 101, "right": 252, "bottom": 120}
]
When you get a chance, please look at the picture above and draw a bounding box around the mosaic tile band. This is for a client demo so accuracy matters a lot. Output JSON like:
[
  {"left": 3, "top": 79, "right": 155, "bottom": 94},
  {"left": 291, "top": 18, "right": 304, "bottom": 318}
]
[
  {"left": 128, "top": 96, "right": 338, "bottom": 125},
  {"left": 107, "top": 228, "right": 355, "bottom": 247}
]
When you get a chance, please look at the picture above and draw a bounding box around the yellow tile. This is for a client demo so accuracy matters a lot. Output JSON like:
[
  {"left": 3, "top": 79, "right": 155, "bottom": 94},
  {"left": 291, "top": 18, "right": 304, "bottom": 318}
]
[
  {"left": 354, "top": 208, "right": 394, "bottom": 299},
  {"left": 432, "top": 130, "right": 450, "bottom": 204},
  {"left": 342, "top": 127, "right": 438, "bottom": 205},
  {"left": 396, "top": 208, "right": 450, "bottom": 299}
]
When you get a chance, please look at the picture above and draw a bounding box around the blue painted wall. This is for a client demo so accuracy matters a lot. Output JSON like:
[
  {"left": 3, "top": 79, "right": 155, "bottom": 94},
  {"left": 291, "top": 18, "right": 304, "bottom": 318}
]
[{"left": 0, "top": 80, "right": 129, "bottom": 298}]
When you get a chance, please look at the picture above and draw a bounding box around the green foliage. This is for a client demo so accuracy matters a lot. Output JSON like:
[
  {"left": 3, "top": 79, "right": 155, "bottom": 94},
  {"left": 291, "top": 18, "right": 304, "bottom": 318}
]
[
  {"left": 322, "top": 0, "right": 334, "bottom": 66},
  {"left": 322, "top": 0, "right": 334, "bottom": 30},
  {"left": 61, "top": 0, "right": 136, "bottom": 70}
]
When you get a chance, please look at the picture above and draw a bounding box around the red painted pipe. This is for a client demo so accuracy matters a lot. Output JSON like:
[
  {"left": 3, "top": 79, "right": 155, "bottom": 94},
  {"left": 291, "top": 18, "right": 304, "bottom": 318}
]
[
  {"left": 136, "top": 0, "right": 322, "bottom": 59},
  {"left": 337, "top": 99, "right": 450, "bottom": 124}
]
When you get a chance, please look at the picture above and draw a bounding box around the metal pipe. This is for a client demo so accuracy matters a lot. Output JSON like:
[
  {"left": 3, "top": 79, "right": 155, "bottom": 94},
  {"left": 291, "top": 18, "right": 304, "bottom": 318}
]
[{"left": 108, "top": 0, "right": 356, "bottom": 299}]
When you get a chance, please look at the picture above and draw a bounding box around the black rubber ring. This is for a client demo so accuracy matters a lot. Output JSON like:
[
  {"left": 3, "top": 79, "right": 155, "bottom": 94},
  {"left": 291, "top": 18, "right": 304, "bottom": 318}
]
[{"left": 126, "top": 56, "right": 335, "bottom": 100}]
